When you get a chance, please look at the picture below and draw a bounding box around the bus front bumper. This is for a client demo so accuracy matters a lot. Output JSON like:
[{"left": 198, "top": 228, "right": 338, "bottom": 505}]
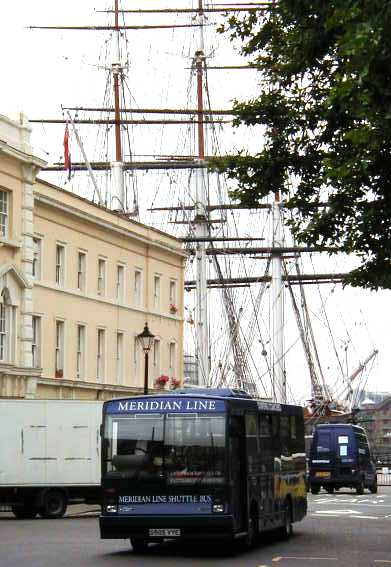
[{"left": 100, "top": 513, "right": 235, "bottom": 540}]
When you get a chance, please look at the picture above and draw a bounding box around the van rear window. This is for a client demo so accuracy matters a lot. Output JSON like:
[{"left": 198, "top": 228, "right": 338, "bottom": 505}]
[{"left": 316, "top": 431, "right": 331, "bottom": 453}]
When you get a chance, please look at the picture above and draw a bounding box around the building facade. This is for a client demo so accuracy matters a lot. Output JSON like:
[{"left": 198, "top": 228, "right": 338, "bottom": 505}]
[
  {"left": 358, "top": 396, "right": 391, "bottom": 463},
  {"left": 0, "top": 113, "right": 186, "bottom": 400}
]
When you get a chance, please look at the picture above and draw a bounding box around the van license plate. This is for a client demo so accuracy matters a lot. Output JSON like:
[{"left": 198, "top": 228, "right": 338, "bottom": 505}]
[
  {"left": 149, "top": 529, "right": 181, "bottom": 537},
  {"left": 315, "top": 471, "right": 330, "bottom": 478}
]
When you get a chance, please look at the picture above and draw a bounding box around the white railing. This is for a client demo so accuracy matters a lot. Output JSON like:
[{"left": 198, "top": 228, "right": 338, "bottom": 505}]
[{"left": 377, "top": 470, "right": 391, "bottom": 486}]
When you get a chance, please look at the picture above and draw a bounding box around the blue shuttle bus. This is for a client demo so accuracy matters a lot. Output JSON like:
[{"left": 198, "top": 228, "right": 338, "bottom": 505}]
[{"left": 99, "top": 389, "right": 307, "bottom": 551}]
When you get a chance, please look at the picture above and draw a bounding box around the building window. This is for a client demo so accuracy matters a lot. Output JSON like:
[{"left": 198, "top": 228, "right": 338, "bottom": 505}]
[
  {"left": 32, "top": 316, "right": 41, "bottom": 368},
  {"left": 0, "top": 289, "right": 15, "bottom": 363},
  {"left": 55, "top": 244, "right": 65, "bottom": 286},
  {"left": 55, "top": 320, "right": 64, "bottom": 378},
  {"left": 97, "top": 258, "right": 106, "bottom": 296},
  {"left": 133, "top": 336, "right": 139, "bottom": 372},
  {"left": 116, "top": 265, "right": 124, "bottom": 302},
  {"left": 76, "top": 324, "right": 86, "bottom": 380},
  {"left": 169, "top": 342, "right": 176, "bottom": 376},
  {"left": 0, "top": 190, "right": 8, "bottom": 237},
  {"left": 134, "top": 269, "right": 142, "bottom": 306},
  {"left": 153, "top": 275, "right": 161, "bottom": 310},
  {"left": 32, "top": 238, "right": 42, "bottom": 280},
  {"left": 77, "top": 251, "right": 86, "bottom": 292},
  {"left": 116, "top": 332, "right": 124, "bottom": 384},
  {"left": 169, "top": 280, "right": 177, "bottom": 304},
  {"left": 153, "top": 338, "right": 160, "bottom": 376},
  {"left": 97, "top": 328, "right": 105, "bottom": 381}
]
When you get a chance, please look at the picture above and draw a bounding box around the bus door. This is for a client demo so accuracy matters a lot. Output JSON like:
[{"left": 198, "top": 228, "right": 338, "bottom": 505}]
[{"left": 230, "top": 415, "right": 247, "bottom": 531}]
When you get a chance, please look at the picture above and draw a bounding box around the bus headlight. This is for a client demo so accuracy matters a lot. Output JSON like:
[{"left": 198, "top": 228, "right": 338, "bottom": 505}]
[
  {"left": 106, "top": 505, "right": 117, "bottom": 513},
  {"left": 212, "top": 503, "right": 225, "bottom": 513}
]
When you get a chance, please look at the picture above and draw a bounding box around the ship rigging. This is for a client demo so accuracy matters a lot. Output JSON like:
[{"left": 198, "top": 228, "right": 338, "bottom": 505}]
[{"left": 28, "top": 0, "right": 378, "bottom": 409}]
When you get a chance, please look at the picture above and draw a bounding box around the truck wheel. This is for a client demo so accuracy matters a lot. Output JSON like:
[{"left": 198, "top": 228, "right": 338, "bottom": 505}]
[
  {"left": 130, "top": 538, "right": 149, "bottom": 553},
  {"left": 38, "top": 489, "right": 67, "bottom": 519},
  {"left": 12, "top": 504, "right": 38, "bottom": 519}
]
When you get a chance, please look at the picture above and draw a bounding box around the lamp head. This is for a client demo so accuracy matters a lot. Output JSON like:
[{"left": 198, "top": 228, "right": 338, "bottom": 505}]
[{"left": 137, "top": 322, "right": 155, "bottom": 352}]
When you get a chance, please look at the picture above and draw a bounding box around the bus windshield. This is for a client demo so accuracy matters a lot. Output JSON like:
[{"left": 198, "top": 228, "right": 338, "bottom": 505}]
[{"left": 103, "top": 413, "right": 226, "bottom": 484}]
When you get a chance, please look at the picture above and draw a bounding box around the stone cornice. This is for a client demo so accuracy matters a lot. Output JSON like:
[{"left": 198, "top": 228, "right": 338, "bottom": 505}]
[
  {"left": 37, "top": 375, "right": 149, "bottom": 394},
  {"left": 34, "top": 280, "right": 183, "bottom": 322},
  {"left": 34, "top": 192, "right": 188, "bottom": 258},
  {"left": 0, "top": 363, "right": 41, "bottom": 377},
  {"left": 0, "top": 139, "right": 46, "bottom": 170}
]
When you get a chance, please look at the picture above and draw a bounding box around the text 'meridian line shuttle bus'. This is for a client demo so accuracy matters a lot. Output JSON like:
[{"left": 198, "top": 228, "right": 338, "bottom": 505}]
[{"left": 99, "top": 389, "right": 307, "bottom": 551}]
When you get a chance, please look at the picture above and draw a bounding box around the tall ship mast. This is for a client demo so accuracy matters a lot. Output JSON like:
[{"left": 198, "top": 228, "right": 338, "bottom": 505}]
[{"left": 28, "top": 1, "right": 379, "bottom": 409}]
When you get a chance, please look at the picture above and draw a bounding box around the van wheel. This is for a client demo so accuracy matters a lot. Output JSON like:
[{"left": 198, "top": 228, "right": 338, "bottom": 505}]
[
  {"left": 310, "top": 486, "right": 320, "bottom": 495},
  {"left": 130, "top": 538, "right": 149, "bottom": 553},
  {"left": 38, "top": 489, "right": 67, "bottom": 519},
  {"left": 12, "top": 503, "right": 38, "bottom": 519},
  {"left": 356, "top": 479, "right": 364, "bottom": 495},
  {"left": 370, "top": 482, "right": 378, "bottom": 494}
]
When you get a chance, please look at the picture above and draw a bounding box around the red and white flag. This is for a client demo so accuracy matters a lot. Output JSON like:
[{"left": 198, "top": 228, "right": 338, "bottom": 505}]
[{"left": 63, "top": 124, "right": 71, "bottom": 179}]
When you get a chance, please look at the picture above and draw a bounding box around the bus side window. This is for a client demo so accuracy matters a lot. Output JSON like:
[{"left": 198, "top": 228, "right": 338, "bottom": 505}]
[
  {"left": 272, "top": 415, "right": 279, "bottom": 438},
  {"left": 245, "top": 413, "right": 259, "bottom": 463},
  {"left": 290, "top": 416, "right": 297, "bottom": 440},
  {"left": 259, "top": 414, "right": 271, "bottom": 438},
  {"left": 272, "top": 415, "right": 281, "bottom": 462},
  {"left": 280, "top": 416, "right": 289, "bottom": 439}
]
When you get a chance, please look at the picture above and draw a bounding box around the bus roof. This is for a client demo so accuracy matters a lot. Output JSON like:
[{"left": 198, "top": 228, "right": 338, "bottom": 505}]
[
  {"left": 103, "top": 388, "right": 303, "bottom": 415},
  {"left": 169, "top": 388, "right": 252, "bottom": 399}
]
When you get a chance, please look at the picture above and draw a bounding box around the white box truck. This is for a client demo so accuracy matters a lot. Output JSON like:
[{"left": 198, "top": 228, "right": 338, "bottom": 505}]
[{"left": 0, "top": 399, "right": 102, "bottom": 519}]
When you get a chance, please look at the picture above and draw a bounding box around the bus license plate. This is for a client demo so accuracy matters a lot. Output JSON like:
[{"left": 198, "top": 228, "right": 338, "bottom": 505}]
[
  {"left": 149, "top": 529, "right": 181, "bottom": 537},
  {"left": 315, "top": 471, "right": 330, "bottom": 478}
]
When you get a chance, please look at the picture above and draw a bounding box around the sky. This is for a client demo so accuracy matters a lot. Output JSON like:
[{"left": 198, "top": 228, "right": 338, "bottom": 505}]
[{"left": 1, "top": 1, "right": 390, "bottom": 402}]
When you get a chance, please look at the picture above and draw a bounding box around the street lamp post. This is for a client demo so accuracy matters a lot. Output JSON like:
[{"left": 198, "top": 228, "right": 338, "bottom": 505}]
[{"left": 137, "top": 322, "right": 155, "bottom": 395}]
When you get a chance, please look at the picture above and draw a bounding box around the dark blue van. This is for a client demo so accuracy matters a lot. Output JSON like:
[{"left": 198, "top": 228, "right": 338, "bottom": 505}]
[{"left": 309, "top": 424, "right": 377, "bottom": 494}]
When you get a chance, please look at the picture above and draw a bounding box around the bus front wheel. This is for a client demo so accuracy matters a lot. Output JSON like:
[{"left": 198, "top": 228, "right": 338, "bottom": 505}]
[{"left": 130, "top": 538, "right": 149, "bottom": 553}]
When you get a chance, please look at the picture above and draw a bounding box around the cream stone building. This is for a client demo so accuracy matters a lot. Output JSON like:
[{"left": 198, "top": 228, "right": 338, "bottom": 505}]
[{"left": 0, "top": 113, "right": 186, "bottom": 400}]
